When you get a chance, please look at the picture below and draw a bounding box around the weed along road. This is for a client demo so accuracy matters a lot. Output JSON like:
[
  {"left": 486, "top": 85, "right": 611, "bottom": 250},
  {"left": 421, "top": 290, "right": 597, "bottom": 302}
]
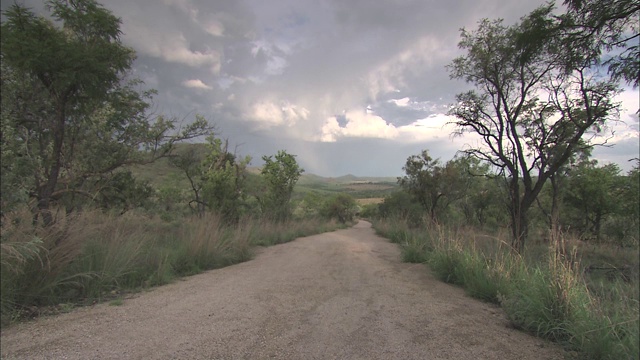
[{"left": 0, "top": 221, "right": 565, "bottom": 360}]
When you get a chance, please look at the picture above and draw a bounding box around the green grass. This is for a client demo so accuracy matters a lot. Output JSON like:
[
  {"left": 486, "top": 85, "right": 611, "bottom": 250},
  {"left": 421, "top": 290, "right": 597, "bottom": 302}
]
[
  {"left": 0, "top": 209, "right": 344, "bottom": 327},
  {"left": 374, "top": 217, "right": 639, "bottom": 360},
  {"left": 248, "top": 217, "right": 348, "bottom": 246},
  {"left": 109, "top": 298, "right": 123, "bottom": 306}
]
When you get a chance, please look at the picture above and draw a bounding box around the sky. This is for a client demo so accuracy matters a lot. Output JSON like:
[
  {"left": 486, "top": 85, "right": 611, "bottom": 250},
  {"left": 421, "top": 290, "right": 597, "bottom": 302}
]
[{"left": 2, "top": 0, "right": 638, "bottom": 177}]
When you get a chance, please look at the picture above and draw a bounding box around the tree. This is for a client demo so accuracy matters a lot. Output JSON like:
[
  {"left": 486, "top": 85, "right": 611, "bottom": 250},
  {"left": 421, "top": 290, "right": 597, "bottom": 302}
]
[
  {"left": 201, "top": 137, "right": 251, "bottom": 223},
  {"left": 565, "top": 160, "right": 622, "bottom": 241},
  {"left": 259, "top": 150, "right": 304, "bottom": 222},
  {"left": 398, "top": 150, "right": 466, "bottom": 223},
  {"left": 618, "top": 160, "right": 640, "bottom": 245},
  {"left": 169, "top": 144, "right": 208, "bottom": 217},
  {"left": 296, "top": 192, "right": 324, "bottom": 218},
  {"left": 170, "top": 137, "right": 251, "bottom": 223},
  {"left": 378, "top": 191, "right": 424, "bottom": 227},
  {"left": 0, "top": 1, "right": 212, "bottom": 224},
  {"left": 560, "top": 0, "right": 640, "bottom": 87},
  {"left": 447, "top": 5, "right": 620, "bottom": 250},
  {"left": 452, "top": 155, "right": 499, "bottom": 227},
  {"left": 534, "top": 147, "right": 591, "bottom": 238},
  {"left": 321, "top": 193, "right": 358, "bottom": 223}
]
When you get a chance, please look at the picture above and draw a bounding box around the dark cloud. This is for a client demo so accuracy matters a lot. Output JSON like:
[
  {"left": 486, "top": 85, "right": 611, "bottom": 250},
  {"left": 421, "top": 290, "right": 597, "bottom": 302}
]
[{"left": 2, "top": 0, "right": 637, "bottom": 175}]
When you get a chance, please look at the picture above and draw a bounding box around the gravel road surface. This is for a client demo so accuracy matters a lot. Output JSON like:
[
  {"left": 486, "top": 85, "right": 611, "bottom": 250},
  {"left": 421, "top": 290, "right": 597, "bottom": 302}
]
[{"left": 1, "top": 220, "right": 565, "bottom": 359}]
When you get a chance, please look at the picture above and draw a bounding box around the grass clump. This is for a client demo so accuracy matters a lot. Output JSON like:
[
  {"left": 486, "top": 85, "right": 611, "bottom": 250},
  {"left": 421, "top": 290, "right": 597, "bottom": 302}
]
[
  {"left": 373, "top": 217, "right": 639, "bottom": 360},
  {"left": 109, "top": 298, "right": 124, "bottom": 306},
  {"left": 248, "top": 217, "right": 345, "bottom": 246},
  {"left": 1, "top": 209, "right": 342, "bottom": 327}
]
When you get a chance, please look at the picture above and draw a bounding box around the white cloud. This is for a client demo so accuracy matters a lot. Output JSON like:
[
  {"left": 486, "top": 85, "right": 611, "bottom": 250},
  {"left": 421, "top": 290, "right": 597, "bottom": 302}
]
[
  {"left": 389, "top": 97, "right": 411, "bottom": 107},
  {"left": 204, "top": 20, "right": 225, "bottom": 36},
  {"left": 617, "top": 88, "right": 640, "bottom": 122},
  {"left": 366, "top": 36, "right": 452, "bottom": 100},
  {"left": 163, "top": 0, "right": 226, "bottom": 37},
  {"left": 249, "top": 100, "right": 309, "bottom": 128},
  {"left": 21, "top": 0, "right": 628, "bottom": 176},
  {"left": 163, "top": 0, "right": 198, "bottom": 20},
  {"left": 321, "top": 109, "right": 399, "bottom": 142},
  {"left": 398, "top": 113, "right": 458, "bottom": 142},
  {"left": 319, "top": 110, "right": 464, "bottom": 143},
  {"left": 123, "top": 27, "right": 222, "bottom": 73},
  {"left": 606, "top": 89, "right": 639, "bottom": 145},
  {"left": 182, "top": 79, "right": 213, "bottom": 90},
  {"left": 160, "top": 37, "right": 220, "bottom": 69}
]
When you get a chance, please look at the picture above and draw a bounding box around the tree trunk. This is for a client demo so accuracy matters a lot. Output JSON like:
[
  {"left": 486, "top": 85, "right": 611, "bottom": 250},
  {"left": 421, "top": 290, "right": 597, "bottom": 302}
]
[
  {"left": 429, "top": 205, "right": 437, "bottom": 223},
  {"left": 594, "top": 211, "right": 602, "bottom": 242},
  {"left": 549, "top": 175, "right": 561, "bottom": 243},
  {"left": 37, "top": 103, "right": 66, "bottom": 226},
  {"left": 508, "top": 178, "right": 527, "bottom": 252},
  {"left": 510, "top": 207, "right": 529, "bottom": 252}
]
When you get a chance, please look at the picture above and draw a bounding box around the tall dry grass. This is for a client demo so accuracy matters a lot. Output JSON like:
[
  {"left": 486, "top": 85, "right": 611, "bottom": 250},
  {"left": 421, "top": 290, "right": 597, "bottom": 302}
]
[
  {"left": 1, "top": 208, "right": 345, "bottom": 327},
  {"left": 374, "top": 217, "right": 639, "bottom": 360},
  {"left": 0, "top": 214, "right": 246, "bottom": 323},
  {"left": 248, "top": 217, "right": 343, "bottom": 246}
]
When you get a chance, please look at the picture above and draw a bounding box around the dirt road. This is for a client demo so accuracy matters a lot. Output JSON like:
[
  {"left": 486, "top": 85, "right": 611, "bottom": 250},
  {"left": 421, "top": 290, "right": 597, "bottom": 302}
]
[{"left": 1, "top": 221, "right": 565, "bottom": 359}]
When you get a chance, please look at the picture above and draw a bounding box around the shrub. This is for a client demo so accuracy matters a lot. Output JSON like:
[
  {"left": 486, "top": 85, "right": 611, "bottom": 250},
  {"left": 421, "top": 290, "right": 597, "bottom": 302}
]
[{"left": 321, "top": 193, "right": 358, "bottom": 223}]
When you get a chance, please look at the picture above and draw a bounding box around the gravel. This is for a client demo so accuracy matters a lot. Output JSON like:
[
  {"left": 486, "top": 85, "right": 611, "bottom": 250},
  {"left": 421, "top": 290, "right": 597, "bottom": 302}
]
[{"left": 1, "top": 220, "right": 566, "bottom": 360}]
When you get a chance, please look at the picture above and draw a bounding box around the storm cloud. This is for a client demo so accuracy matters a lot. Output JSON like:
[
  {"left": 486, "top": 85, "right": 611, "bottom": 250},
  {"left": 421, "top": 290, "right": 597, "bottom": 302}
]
[{"left": 2, "top": 0, "right": 637, "bottom": 176}]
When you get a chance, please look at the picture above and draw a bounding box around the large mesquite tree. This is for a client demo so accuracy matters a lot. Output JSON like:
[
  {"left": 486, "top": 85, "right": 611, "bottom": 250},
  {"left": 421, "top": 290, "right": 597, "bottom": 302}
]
[
  {"left": 447, "top": 5, "right": 620, "bottom": 250},
  {"left": 0, "top": 1, "right": 211, "bottom": 223},
  {"left": 560, "top": 0, "right": 639, "bottom": 87}
]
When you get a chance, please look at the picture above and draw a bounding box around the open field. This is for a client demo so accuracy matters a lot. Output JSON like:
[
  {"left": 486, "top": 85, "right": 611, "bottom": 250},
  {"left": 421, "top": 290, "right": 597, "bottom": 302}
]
[{"left": 356, "top": 198, "right": 385, "bottom": 205}]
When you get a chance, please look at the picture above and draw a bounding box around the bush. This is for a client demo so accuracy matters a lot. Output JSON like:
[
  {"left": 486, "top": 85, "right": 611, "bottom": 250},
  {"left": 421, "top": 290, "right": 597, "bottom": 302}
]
[
  {"left": 321, "top": 193, "right": 358, "bottom": 223},
  {"left": 378, "top": 191, "right": 424, "bottom": 227},
  {"left": 372, "top": 219, "right": 639, "bottom": 359}
]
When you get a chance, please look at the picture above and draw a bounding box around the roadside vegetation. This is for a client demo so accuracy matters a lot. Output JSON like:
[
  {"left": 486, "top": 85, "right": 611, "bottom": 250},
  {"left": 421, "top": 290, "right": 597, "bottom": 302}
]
[
  {"left": 0, "top": 209, "right": 343, "bottom": 324},
  {"left": 372, "top": 218, "right": 638, "bottom": 360},
  {"left": 363, "top": 1, "right": 639, "bottom": 358},
  {"left": 1, "top": 0, "right": 637, "bottom": 359},
  {"left": 0, "top": 0, "right": 353, "bottom": 327}
]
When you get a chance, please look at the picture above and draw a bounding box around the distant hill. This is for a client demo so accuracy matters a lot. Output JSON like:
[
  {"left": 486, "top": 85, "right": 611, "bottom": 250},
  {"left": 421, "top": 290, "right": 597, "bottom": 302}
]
[
  {"left": 128, "top": 143, "right": 398, "bottom": 200},
  {"left": 335, "top": 174, "right": 359, "bottom": 182},
  {"left": 248, "top": 167, "right": 396, "bottom": 185}
]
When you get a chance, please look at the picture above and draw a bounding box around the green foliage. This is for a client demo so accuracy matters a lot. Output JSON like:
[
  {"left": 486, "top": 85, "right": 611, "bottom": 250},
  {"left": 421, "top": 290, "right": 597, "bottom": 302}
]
[
  {"left": 0, "top": 209, "right": 344, "bottom": 326},
  {"left": 560, "top": 0, "right": 640, "bottom": 87},
  {"left": 616, "top": 162, "right": 640, "bottom": 245},
  {"left": 156, "top": 186, "right": 188, "bottom": 214},
  {"left": 374, "top": 217, "right": 639, "bottom": 359},
  {"left": 378, "top": 191, "right": 424, "bottom": 227},
  {"left": 320, "top": 193, "right": 358, "bottom": 223},
  {"left": 259, "top": 150, "right": 304, "bottom": 222},
  {"left": 168, "top": 134, "right": 251, "bottom": 223},
  {"left": 295, "top": 191, "right": 324, "bottom": 218},
  {"left": 0, "top": 1, "right": 212, "bottom": 223},
  {"left": 109, "top": 298, "right": 123, "bottom": 306},
  {"left": 565, "top": 161, "right": 622, "bottom": 241},
  {"left": 398, "top": 150, "right": 450, "bottom": 222},
  {"left": 448, "top": 5, "right": 620, "bottom": 250},
  {"left": 401, "top": 232, "right": 432, "bottom": 263},
  {"left": 358, "top": 203, "right": 379, "bottom": 219},
  {"left": 200, "top": 136, "right": 251, "bottom": 223},
  {"left": 247, "top": 218, "right": 345, "bottom": 247},
  {"left": 501, "top": 254, "right": 592, "bottom": 343},
  {"left": 398, "top": 151, "right": 492, "bottom": 225}
]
